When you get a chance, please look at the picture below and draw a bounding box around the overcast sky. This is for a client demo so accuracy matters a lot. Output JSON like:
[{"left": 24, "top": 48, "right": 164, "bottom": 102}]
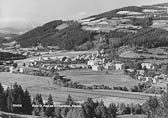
[{"left": 0, "top": 0, "right": 168, "bottom": 28}]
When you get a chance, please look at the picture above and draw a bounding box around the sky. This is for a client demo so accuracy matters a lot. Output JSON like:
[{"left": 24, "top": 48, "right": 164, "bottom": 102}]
[{"left": 0, "top": 0, "right": 168, "bottom": 28}]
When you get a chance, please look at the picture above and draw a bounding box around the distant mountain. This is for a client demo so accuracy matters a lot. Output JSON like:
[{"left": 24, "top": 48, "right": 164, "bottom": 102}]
[
  {"left": 0, "top": 31, "right": 18, "bottom": 44},
  {"left": 0, "top": 27, "right": 32, "bottom": 35},
  {"left": 0, "top": 32, "right": 18, "bottom": 38}
]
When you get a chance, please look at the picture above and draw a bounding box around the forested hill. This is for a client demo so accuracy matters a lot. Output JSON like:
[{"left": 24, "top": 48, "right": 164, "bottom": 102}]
[
  {"left": 15, "top": 20, "right": 95, "bottom": 50},
  {"left": 122, "top": 28, "right": 168, "bottom": 48},
  {"left": 13, "top": 3, "right": 168, "bottom": 50}
]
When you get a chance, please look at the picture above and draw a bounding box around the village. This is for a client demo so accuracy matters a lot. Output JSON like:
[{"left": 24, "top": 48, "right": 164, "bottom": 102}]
[{"left": 0, "top": 45, "right": 167, "bottom": 93}]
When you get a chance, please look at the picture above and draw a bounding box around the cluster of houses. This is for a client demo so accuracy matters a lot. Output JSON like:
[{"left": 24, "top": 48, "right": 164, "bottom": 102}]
[
  {"left": 126, "top": 62, "right": 168, "bottom": 84},
  {"left": 7, "top": 49, "right": 126, "bottom": 75},
  {"left": 27, "top": 49, "right": 124, "bottom": 72},
  {"left": 87, "top": 50, "right": 124, "bottom": 71}
]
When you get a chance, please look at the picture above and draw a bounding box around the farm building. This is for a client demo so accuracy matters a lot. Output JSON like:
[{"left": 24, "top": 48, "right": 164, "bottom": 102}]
[
  {"left": 115, "top": 63, "right": 124, "bottom": 70},
  {"left": 87, "top": 60, "right": 98, "bottom": 66},
  {"left": 141, "top": 63, "right": 153, "bottom": 70},
  {"left": 9, "top": 66, "right": 15, "bottom": 73},
  {"left": 92, "top": 65, "right": 103, "bottom": 71},
  {"left": 19, "top": 67, "right": 34, "bottom": 74},
  {"left": 137, "top": 70, "right": 145, "bottom": 76},
  {"left": 104, "top": 63, "right": 115, "bottom": 70}
]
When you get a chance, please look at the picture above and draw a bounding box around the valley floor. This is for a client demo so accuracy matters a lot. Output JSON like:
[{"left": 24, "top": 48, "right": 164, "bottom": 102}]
[{"left": 0, "top": 72, "right": 160, "bottom": 106}]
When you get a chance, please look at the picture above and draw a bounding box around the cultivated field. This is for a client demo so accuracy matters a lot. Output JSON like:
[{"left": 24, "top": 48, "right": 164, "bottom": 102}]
[{"left": 59, "top": 69, "right": 139, "bottom": 88}]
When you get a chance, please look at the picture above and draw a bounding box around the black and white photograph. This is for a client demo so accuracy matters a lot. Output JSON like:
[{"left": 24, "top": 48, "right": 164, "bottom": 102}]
[{"left": 0, "top": 0, "right": 168, "bottom": 118}]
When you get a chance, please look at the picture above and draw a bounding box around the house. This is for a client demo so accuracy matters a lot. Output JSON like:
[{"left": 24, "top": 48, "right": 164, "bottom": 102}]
[
  {"left": 42, "top": 57, "right": 49, "bottom": 61},
  {"left": 137, "top": 70, "right": 145, "bottom": 76},
  {"left": 137, "top": 76, "right": 144, "bottom": 81},
  {"left": 115, "top": 63, "right": 124, "bottom": 70},
  {"left": 9, "top": 66, "right": 14, "bottom": 73},
  {"left": 19, "top": 67, "right": 34, "bottom": 74},
  {"left": 87, "top": 60, "right": 98, "bottom": 66},
  {"left": 152, "top": 78, "right": 157, "bottom": 84},
  {"left": 19, "top": 68, "right": 24, "bottom": 73},
  {"left": 104, "top": 63, "right": 115, "bottom": 70},
  {"left": 159, "top": 74, "right": 168, "bottom": 80},
  {"left": 141, "top": 63, "right": 153, "bottom": 70},
  {"left": 92, "top": 65, "right": 103, "bottom": 71}
]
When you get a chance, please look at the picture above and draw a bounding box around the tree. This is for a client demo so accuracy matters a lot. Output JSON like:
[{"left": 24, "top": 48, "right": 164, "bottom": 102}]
[
  {"left": 13, "top": 63, "right": 18, "bottom": 68},
  {"left": 22, "top": 89, "right": 33, "bottom": 115},
  {"left": 0, "top": 83, "right": 4, "bottom": 111},
  {"left": 32, "top": 93, "right": 43, "bottom": 116},
  {"left": 135, "top": 63, "right": 142, "bottom": 70},
  {"left": 95, "top": 101, "right": 108, "bottom": 118},
  {"left": 118, "top": 103, "right": 126, "bottom": 115},
  {"left": 66, "top": 107, "right": 87, "bottom": 118},
  {"left": 108, "top": 103, "right": 117, "bottom": 118},
  {"left": 6, "top": 88, "right": 13, "bottom": 113},
  {"left": 65, "top": 94, "right": 75, "bottom": 106},
  {"left": 143, "top": 96, "right": 160, "bottom": 118},
  {"left": 45, "top": 94, "right": 54, "bottom": 117},
  {"left": 61, "top": 107, "right": 69, "bottom": 118},
  {"left": 12, "top": 83, "right": 24, "bottom": 114},
  {"left": 82, "top": 98, "right": 96, "bottom": 118},
  {"left": 54, "top": 108, "right": 62, "bottom": 118}
]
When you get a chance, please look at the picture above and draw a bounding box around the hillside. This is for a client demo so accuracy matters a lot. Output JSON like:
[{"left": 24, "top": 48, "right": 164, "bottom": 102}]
[
  {"left": 13, "top": 3, "right": 168, "bottom": 50},
  {"left": 15, "top": 20, "right": 96, "bottom": 50},
  {"left": 84, "top": 6, "right": 144, "bottom": 20}
]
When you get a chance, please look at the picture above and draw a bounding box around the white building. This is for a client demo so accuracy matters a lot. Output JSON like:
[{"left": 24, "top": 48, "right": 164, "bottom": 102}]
[
  {"left": 115, "top": 63, "right": 124, "bottom": 70},
  {"left": 9, "top": 66, "right": 14, "bottom": 73},
  {"left": 141, "top": 63, "right": 153, "bottom": 70},
  {"left": 104, "top": 63, "right": 115, "bottom": 70},
  {"left": 92, "top": 65, "right": 103, "bottom": 71},
  {"left": 87, "top": 60, "right": 98, "bottom": 66}
]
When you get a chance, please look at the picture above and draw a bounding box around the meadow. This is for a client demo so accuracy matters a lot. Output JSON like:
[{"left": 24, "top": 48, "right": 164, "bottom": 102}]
[
  {"left": 59, "top": 69, "right": 139, "bottom": 88},
  {"left": 117, "top": 115, "right": 147, "bottom": 118},
  {"left": 0, "top": 71, "right": 159, "bottom": 106}
]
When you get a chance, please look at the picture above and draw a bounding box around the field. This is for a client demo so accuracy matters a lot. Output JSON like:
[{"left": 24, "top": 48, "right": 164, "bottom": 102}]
[
  {"left": 117, "top": 115, "right": 147, "bottom": 118},
  {"left": 0, "top": 71, "right": 160, "bottom": 106},
  {"left": 119, "top": 48, "right": 168, "bottom": 64},
  {"left": 59, "top": 69, "right": 139, "bottom": 88}
]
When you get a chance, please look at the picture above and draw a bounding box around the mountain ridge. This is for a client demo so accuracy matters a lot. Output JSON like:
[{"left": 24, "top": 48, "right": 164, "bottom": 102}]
[{"left": 9, "top": 2, "right": 168, "bottom": 50}]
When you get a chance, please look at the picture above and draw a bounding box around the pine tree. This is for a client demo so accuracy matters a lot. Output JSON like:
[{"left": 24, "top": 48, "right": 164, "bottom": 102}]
[
  {"left": 61, "top": 107, "right": 69, "bottom": 118},
  {"left": 0, "top": 83, "right": 4, "bottom": 111},
  {"left": 82, "top": 98, "right": 96, "bottom": 118},
  {"left": 54, "top": 108, "right": 62, "bottom": 118},
  {"left": 108, "top": 103, "right": 117, "bottom": 118},
  {"left": 45, "top": 94, "right": 54, "bottom": 117},
  {"left": 6, "top": 88, "right": 13, "bottom": 113},
  {"left": 66, "top": 107, "right": 87, "bottom": 118},
  {"left": 32, "top": 93, "right": 43, "bottom": 116},
  {"left": 65, "top": 94, "right": 75, "bottom": 106},
  {"left": 22, "top": 89, "right": 33, "bottom": 115},
  {"left": 12, "top": 83, "right": 24, "bottom": 114}
]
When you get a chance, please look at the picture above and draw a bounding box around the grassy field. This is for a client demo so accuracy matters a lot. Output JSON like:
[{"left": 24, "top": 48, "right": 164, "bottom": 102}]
[
  {"left": 120, "top": 51, "right": 168, "bottom": 59},
  {"left": 117, "top": 115, "right": 147, "bottom": 118},
  {"left": 0, "top": 72, "right": 159, "bottom": 106},
  {"left": 59, "top": 69, "right": 140, "bottom": 88}
]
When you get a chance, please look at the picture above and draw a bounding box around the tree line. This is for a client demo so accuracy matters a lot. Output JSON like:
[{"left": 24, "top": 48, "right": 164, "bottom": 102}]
[{"left": 0, "top": 82, "right": 148, "bottom": 118}]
